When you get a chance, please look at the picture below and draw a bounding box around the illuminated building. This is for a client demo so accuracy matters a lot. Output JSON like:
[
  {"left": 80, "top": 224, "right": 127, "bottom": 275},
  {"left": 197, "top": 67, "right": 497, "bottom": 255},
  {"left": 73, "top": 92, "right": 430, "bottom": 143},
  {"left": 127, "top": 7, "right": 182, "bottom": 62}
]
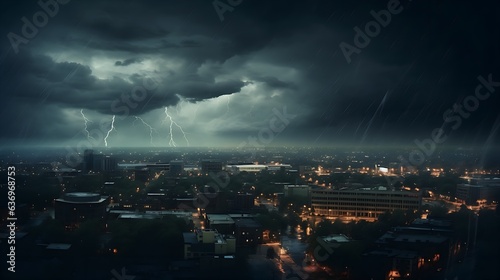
[
  {"left": 234, "top": 219, "right": 262, "bottom": 247},
  {"left": 311, "top": 187, "right": 421, "bottom": 219},
  {"left": 363, "top": 219, "right": 458, "bottom": 280},
  {"left": 226, "top": 164, "right": 267, "bottom": 173},
  {"left": 205, "top": 214, "right": 262, "bottom": 246}
]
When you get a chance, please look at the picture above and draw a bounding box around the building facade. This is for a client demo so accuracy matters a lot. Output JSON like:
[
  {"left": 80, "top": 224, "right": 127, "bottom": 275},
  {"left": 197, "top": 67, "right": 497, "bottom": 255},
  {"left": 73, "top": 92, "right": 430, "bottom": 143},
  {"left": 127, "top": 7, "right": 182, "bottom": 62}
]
[
  {"left": 284, "top": 184, "right": 311, "bottom": 198},
  {"left": 456, "top": 177, "right": 500, "bottom": 205},
  {"left": 311, "top": 187, "right": 421, "bottom": 219},
  {"left": 201, "top": 160, "right": 223, "bottom": 173}
]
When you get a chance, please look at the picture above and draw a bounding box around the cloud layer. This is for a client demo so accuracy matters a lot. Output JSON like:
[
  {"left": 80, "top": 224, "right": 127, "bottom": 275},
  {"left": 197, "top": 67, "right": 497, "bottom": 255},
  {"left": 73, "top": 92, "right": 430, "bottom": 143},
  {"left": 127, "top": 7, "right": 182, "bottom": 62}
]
[{"left": 1, "top": 0, "right": 499, "bottom": 148}]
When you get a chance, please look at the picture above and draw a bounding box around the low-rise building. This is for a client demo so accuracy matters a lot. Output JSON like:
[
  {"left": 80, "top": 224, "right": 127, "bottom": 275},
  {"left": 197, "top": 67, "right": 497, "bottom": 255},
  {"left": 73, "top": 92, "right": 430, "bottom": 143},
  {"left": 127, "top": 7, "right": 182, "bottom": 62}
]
[
  {"left": 206, "top": 214, "right": 235, "bottom": 234},
  {"left": 234, "top": 219, "right": 262, "bottom": 247},
  {"left": 201, "top": 160, "right": 223, "bottom": 173},
  {"left": 226, "top": 164, "right": 267, "bottom": 173},
  {"left": 183, "top": 228, "right": 235, "bottom": 260},
  {"left": 284, "top": 184, "right": 311, "bottom": 198},
  {"left": 456, "top": 177, "right": 500, "bottom": 205},
  {"left": 54, "top": 192, "right": 109, "bottom": 228}
]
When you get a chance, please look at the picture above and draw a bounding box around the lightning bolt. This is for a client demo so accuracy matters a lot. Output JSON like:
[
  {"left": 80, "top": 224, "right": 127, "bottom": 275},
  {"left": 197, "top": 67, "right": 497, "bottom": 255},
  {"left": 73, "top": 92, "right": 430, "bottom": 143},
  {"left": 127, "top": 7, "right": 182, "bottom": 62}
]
[
  {"left": 80, "top": 109, "right": 94, "bottom": 140},
  {"left": 163, "top": 107, "right": 189, "bottom": 147},
  {"left": 104, "top": 115, "right": 116, "bottom": 147},
  {"left": 134, "top": 116, "right": 157, "bottom": 146}
]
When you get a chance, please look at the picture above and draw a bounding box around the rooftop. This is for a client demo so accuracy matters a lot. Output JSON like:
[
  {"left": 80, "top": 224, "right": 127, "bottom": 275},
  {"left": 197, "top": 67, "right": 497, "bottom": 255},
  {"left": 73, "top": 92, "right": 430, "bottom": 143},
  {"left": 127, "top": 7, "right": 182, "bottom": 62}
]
[
  {"left": 378, "top": 231, "right": 449, "bottom": 244},
  {"left": 56, "top": 192, "right": 107, "bottom": 203},
  {"left": 234, "top": 219, "right": 261, "bottom": 228},
  {"left": 394, "top": 234, "right": 448, "bottom": 244},
  {"left": 227, "top": 213, "right": 256, "bottom": 219},
  {"left": 118, "top": 214, "right": 159, "bottom": 219},
  {"left": 207, "top": 214, "right": 233, "bottom": 221},
  {"left": 411, "top": 219, "right": 452, "bottom": 228},
  {"left": 207, "top": 214, "right": 235, "bottom": 225},
  {"left": 365, "top": 248, "right": 418, "bottom": 259},
  {"left": 321, "top": 234, "right": 351, "bottom": 243},
  {"left": 46, "top": 243, "right": 72, "bottom": 250}
]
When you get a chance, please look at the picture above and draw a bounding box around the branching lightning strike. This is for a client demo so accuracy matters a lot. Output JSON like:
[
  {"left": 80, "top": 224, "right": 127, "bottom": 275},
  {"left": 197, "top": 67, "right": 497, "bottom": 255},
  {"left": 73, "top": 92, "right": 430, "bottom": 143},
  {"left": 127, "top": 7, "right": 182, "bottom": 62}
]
[
  {"left": 134, "top": 116, "right": 157, "bottom": 146},
  {"left": 104, "top": 115, "right": 116, "bottom": 147},
  {"left": 163, "top": 107, "right": 189, "bottom": 147},
  {"left": 80, "top": 109, "right": 94, "bottom": 140}
]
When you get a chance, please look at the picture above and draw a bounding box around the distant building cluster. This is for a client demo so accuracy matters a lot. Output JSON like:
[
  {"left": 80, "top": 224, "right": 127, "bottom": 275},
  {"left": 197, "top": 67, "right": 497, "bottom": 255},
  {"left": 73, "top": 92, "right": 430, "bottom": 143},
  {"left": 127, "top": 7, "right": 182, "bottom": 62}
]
[
  {"left": 226, "top": 163, "right": 293, "bottom": 173},
  {"left": 83, "top": 149, "right": 117, "bottom": 172}
]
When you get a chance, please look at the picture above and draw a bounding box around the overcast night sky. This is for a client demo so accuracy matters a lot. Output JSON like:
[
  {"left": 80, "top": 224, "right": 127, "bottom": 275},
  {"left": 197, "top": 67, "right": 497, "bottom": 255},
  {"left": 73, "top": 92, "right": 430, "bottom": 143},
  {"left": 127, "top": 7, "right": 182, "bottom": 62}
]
[{"left": 1, "top": 0, "right": 500, "bottom": 148}]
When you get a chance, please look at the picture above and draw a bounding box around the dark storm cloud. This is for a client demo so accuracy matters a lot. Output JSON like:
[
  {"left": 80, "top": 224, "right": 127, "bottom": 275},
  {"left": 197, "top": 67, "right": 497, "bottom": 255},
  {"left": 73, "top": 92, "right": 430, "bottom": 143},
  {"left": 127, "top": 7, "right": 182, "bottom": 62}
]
[
  {"left": 255, "top": 76, "right": 295, "bottom": 89},
  {"left": 86, "top": 19, "right": 168, "bottom": 41},
  {"left": 0, "top": 50, "right": 247, "bottom": 117},
  {"left": 0, "top": 0, "right": 499, "bottom": 146},
  {"left": 176, "top": 80, "right": 249, "bottom": 101},
  {"left": 115, "top": 58, "right": 142, "bottom": 66}
]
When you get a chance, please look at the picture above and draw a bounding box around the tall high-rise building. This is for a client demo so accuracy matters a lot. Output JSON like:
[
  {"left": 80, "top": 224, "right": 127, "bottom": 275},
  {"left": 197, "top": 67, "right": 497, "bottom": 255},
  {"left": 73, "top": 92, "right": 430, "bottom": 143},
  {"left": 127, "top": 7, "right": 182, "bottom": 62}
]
[
  {"left": 169, "top": 160, "right": 185, "bottom": 176},
  {"left": 83, "top": 149, "right": 94, "bottom": 172},
  {"left": 102, "top": 156, "right": 117, "bottom": 172},
  {"left": 93, "top": 154, "right": 103, "bottom": 171}
]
